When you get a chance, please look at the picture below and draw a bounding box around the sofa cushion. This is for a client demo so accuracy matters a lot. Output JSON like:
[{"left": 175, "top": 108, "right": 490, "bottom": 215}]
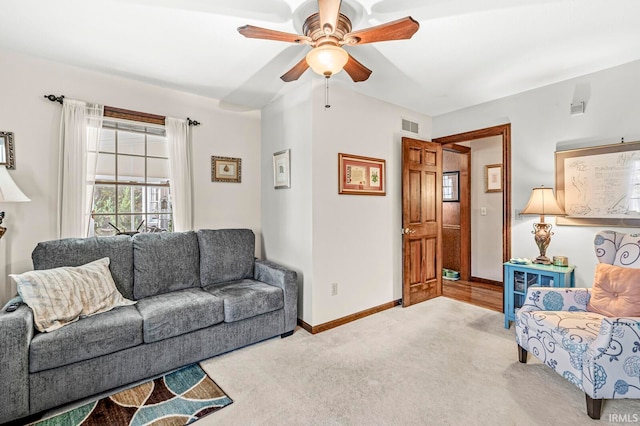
[
  {"left": 31, "top": 235, "right": 134, "bottom": 299},
  {"left": 198, "top": 229, "right": 255, "bottom": 286},
  {"left": 133, "top": 231, "right": 201, "bottom": 299},
  {"left": 519, "top": 310, "right": 604, "bottom": 365},
  {"left": 587, "top": 263, "right": 640, "bottom": 317},
  {"left": 11, "top": 258, "right": 136, "bottom": 333},
  {"left": 203, "top": 279, "right": 284, "bottom": 323},
  {"left": 29, "top": 305, "right": 143, "bottom": 373},
  {"left": 135, "top": 288, "right": 224, "bottom": 343}
]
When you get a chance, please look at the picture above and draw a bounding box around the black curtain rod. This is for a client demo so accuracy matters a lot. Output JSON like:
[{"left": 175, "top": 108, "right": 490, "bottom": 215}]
[{"left": 43, "top": 94, "right": 201, "bottom": 126}]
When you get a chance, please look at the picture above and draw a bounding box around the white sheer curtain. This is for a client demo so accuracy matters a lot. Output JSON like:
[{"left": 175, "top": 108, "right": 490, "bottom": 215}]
[
  {"left": 58, "top": 99, "right": 103, "bottom": 238},
  {"left": 166, "top": 117, "right": 193, "bottom": 231}
]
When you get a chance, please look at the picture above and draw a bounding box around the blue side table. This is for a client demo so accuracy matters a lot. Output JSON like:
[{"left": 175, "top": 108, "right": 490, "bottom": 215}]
[{"left": 503, "top": 262, "right": 575, "bottom": 328}]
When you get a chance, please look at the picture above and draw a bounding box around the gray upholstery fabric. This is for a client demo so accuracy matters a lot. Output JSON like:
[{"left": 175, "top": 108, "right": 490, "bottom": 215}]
[
  {"left": 198, "top": 229, "right": 255, "bottom": 286},
  {"left": 254, "top": 259, "right": 298, "bottom": 333},
  {"left": 133, "top": 231, "right": 200, "bottom": 299},
  {"left": 135, "top": 288, "right": 224, "bottom": 343},
  {"left": 204, "top": 279, "right": 283, "bottom": 323},
  {"left": 32, "top": 235, "right": 134, "bottom": 299},
  {"left": 0, "top": 306, "right": 33, "bottom": 424},
  {"left": 29, "top": 309, "right": 284, "bottom": 414},
  {"left": 29, "top": 305, "right": 142, "bottom": 373}
]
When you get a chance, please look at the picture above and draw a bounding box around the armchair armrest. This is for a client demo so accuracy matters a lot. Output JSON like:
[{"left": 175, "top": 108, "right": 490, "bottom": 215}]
[
  {"left": 0, "top": 305, "right": 34, "bottom": 423},
  {"left": 584, "top": 317, "right": 640, "bottom": 399},
  {"left": 518, "top": 286, "right": 591, "bottom": 314},
  {"left": 254, "top": 259, "right": 298, "bottom": 333}
]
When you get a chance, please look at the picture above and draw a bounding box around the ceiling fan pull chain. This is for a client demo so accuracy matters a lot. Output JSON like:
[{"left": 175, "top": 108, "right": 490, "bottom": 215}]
[{"left": 325, "top": 75, "right": 331, "bottom": 109}]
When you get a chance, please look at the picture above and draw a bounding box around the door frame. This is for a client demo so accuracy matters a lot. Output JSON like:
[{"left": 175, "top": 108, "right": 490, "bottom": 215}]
[{"left": 433, "top": 123, "right": 512, "bottom": 265}]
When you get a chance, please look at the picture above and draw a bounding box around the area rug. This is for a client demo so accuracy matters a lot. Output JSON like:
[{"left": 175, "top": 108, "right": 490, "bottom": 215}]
[{"left": 32, "top": 364, "right": 233, "bottom": 426}]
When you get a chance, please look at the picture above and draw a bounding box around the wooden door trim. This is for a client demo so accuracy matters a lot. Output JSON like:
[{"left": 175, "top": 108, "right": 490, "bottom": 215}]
[{"left": 433, "top": 123, "right": 511, "bottom": 264}]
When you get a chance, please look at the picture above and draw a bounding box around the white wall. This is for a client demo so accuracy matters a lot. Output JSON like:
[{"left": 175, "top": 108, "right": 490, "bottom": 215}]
[
  {"left": 0, "top": 48, "right": 261, "bottom": 305},
  {"left": 261, "top": 82, "right": 314, "bottom": 324},
  {"left": 433, "top": 59, "right": 640, "bottom": 288},
  {"left": 469, "top": 136, "right": 503, "bottom": 281},
  {"left": 261, "top": 79, "right": 431, "bottom": 326}
]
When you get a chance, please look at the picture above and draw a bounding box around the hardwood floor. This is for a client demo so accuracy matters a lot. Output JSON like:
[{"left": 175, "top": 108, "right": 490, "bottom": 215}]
[{"left": 442, "top": 278, "right": 503, "bottom": 312}]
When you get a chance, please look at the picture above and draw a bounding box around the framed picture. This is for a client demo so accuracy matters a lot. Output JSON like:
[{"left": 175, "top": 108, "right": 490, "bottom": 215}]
[
  {"left": 443, "top": 171, "right": 459, "bottom": 202},
  {"left": 555, "top": 140, "right": 640, "bottom": 227},
  {"left": 338, "top": 153, "right": 386, "bottom": 196},
  {"left": 0, "top": 131, "right": 15, "bottom": 169},
  {"left": 273, "top": 149, "right": 291, "bottom": 189},
  {"left": 485, "top": 164, "right": 502, "bottom": 193},
  {"left": 211, "top": 156, "right": 241, "bottom": 183}
]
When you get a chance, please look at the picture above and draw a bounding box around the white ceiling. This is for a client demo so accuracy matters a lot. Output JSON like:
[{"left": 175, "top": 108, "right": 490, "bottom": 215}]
[{"left": 2, "top": 0, "right": 640, "bottom": 116}]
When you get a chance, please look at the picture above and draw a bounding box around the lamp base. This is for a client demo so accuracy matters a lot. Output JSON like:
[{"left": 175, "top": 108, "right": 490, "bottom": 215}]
[{"left": 533, "top": 255, "right": 552, "bottom": 265}]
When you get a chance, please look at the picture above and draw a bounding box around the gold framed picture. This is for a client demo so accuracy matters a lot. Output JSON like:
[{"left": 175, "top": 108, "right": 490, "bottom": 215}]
[
  {"left": 211, "top": 156, "right": 241, "bottom": 183},
  {"left": 338, "top": 153, "right": 386, "bottom": 196},
  {"left": 485, "top": 163, "right": 502, "bottom": 193}
]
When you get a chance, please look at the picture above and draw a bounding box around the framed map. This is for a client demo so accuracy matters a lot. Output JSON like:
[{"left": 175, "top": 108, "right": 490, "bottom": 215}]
[{"left": 555, "top": 141, "right": 640, "bottom": 226}]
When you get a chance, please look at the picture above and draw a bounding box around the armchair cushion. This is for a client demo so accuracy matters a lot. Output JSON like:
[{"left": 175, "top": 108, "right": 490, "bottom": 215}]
[{"left": 587, "top": 263, "right": 640, "bottom": 317}]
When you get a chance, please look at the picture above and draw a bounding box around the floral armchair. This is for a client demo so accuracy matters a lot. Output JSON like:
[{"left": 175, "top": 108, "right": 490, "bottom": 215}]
[{"left": 515, "top": 230, "right": 640, "bottom": 419}]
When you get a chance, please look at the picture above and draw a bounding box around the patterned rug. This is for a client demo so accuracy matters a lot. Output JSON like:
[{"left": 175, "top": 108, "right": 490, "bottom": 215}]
[{"left": 32, "top": 364, "right": 233, "bottom": 425}]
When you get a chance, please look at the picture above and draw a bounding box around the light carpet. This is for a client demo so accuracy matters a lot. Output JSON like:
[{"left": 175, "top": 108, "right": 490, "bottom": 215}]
[{"left": 199, "top": 297, "right": 640, "bottom": 425}]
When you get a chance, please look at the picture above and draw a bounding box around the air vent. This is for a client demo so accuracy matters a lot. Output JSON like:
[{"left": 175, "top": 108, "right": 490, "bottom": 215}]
[
  {"left": 402, "top": 119, "right": 419, "bottom": 134},
  {"left": 570, "top": 102, "right": 585, "bottom": 115}
]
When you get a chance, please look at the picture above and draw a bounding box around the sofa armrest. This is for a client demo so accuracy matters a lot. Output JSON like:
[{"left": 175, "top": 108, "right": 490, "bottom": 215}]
[
  {"left": 0, "top": 305, "right": 34, "bottom": 423},
  {"left": 584, "top": 317, "right": 640, "bottom": 399},
  {"left": 254, "top": 259, "right": 298, "bottom": 333},
  {"left": 518, "top": 286, "right": 591, "bottom": 314}
]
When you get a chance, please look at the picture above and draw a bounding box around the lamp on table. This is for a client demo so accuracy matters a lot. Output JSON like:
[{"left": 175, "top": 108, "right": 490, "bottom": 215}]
[
  {"left": 0, "top": 166, "right": 30, "bottom": 239},
  {"left": 521, "top": 185, "right": 565, "bottom": 264}
]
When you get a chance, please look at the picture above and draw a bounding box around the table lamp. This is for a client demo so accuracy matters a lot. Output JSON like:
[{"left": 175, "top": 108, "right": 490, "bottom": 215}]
[
  {"left": 0, "top": 166, "right": 30, "bottom": 239},
  {"left": 521, "top": 185, "right": 565, "bottom": 264}
]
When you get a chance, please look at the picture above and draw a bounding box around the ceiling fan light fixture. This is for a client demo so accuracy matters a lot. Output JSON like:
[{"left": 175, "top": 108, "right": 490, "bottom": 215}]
[{"left": 305, "top": 44, "right": 349, "bottom": 77}]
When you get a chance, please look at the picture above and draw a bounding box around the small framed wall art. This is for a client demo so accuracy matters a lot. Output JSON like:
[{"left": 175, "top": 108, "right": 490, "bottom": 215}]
[
  {"left": 211, "top": 156, "right": 241, "bottom": 183},
  {"left": 485, "top": 163, "right": 502, "bottom": 193},
  {"left": 338, "top": 153, "right": 386, "bottom": 196},
  {"left": 273, "top": 149, "right": 291, "bottom": 189}
]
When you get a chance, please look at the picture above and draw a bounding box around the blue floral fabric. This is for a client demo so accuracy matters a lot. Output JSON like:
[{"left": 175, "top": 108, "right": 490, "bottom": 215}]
[{"left": 515, "top": 231, "right": 640, "bottom": 401}]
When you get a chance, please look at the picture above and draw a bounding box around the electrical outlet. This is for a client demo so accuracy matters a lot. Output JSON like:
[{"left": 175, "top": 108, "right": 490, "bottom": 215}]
[{"left": 331, "top": 283, "right": 338, "bottom": 296}]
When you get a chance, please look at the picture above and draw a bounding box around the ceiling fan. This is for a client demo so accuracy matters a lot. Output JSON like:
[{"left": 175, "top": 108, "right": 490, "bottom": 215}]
[{"left": 237, "top": 0, "right": 419, "bottom": 83}]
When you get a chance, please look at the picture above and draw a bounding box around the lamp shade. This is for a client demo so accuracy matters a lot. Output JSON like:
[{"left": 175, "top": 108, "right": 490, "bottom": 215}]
[
  {"left": 306, "top": 45, "right": 349, "bottom": 77},
  {"left": 521, "top": 186, "right": 564, "bottom": 216},
  {"left": 0, "top": 166, "right": 30, "bottom": 202}
]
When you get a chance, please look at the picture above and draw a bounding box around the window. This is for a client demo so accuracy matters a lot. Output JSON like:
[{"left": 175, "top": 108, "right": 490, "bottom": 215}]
[{"left": 92, "top": 120, "right": 172, "bottom": 236}]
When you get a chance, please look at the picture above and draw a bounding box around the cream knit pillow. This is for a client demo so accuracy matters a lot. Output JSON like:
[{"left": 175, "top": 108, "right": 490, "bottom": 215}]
[{"left": 11, "top": 257, "right": 135, "bottom": 332}]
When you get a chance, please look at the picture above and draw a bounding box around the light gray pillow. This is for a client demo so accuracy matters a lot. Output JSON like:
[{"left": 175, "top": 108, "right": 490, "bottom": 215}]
[{"left": 11, "top": 257, "right": 135, "bottom": 333}]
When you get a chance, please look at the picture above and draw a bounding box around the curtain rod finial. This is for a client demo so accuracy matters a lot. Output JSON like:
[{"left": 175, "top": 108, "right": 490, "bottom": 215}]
[
  {"left": 187, "top": 117, "right": 200, "bottom": 127},
  {"left": 44, "top": 94, "right": 64, "bottom": 104}
]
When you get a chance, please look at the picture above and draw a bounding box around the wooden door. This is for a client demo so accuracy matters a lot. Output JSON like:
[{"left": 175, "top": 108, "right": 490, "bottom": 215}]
[{"left": 402, "top": 137, "right": 442, "bottom": 307}]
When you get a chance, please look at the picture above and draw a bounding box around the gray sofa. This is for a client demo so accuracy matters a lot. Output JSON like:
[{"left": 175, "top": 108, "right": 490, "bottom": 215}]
[{"left": 0, "top": 229, "right": 297, "bottom": 424}]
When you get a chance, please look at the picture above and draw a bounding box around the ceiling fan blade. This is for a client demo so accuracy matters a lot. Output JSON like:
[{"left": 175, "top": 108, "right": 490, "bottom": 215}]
[
  {"left": 281, "top": 57, "right": 310, "bottom": 82},
  {"left": 343, "top": 54, "right": 372, "bottom": 82},
  {"left": 345, "top": 17, "right": 419, "bottom": 45},
  {"left": 238, "top": 25, "right": 312, "bottom": 44},
  {"left": 318, "top": 0, "right": 342, "bottom": 34}
]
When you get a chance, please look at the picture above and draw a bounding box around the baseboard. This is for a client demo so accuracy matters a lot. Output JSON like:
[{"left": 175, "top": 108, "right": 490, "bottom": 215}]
[
  {"left": 297, "top": 299, "right": 402, "bottom": 334},
  {"left": 470, "top": 276, "right": 503, "bottom": 287}
]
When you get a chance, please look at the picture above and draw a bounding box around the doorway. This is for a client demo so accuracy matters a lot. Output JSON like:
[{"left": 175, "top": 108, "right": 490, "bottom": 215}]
[{"left": 434, "top": 124, "right": 511, "bottom": 312}]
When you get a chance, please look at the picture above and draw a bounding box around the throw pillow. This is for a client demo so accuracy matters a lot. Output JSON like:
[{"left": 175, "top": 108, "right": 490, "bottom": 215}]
[
  {"left": 586, "top": 263, "right": 640, "bottom": 317},
  {"left": 11, "top": 257, "right": 135, "bottom": 332}
]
